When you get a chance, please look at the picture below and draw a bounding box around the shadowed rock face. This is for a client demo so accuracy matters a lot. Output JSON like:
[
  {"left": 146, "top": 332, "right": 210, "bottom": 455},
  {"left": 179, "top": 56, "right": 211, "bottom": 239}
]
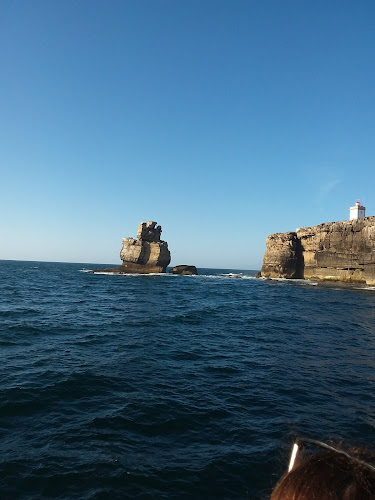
[
  {"left": 136, "top": 221, "right": 162, "bottom": 242},
  {"left": 119, "top": 221, "right": 171, "bottom": 273},
  {"left": 170, "top": 265, "right": 198, "bottom": 275},
  {"left": 261, "top": 217, "right": 375, "bottom": 285},
  {"left": 261, "top": 232, "right": 303, "bottom": 279}
]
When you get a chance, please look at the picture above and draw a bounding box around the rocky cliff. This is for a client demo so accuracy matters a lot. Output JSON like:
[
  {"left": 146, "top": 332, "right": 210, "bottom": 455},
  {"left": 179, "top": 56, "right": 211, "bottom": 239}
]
[{"left": 261, "top": 217, "right": 375, "bottom": 285}]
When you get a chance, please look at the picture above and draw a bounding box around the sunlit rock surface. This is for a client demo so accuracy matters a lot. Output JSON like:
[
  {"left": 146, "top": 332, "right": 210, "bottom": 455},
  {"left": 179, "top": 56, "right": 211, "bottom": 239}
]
[
  {"left": 92, "top": 221, "right": 171, "bottom": 274},
  {"left": 261, "top": 217, "right": 375, "bottom": 285},
  {"left": 119, "top": 221, "right": 171, "bottom": 273}
]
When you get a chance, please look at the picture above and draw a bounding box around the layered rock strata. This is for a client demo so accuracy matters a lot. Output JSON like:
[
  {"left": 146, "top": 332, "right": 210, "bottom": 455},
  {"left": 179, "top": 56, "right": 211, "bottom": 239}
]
[
  {"left": 119, "top": 221, "right": 171, "bottom": 273},
  {"left": 92, "top": 221, "right": 171, "bottom": 274},
  {"left": 119, "top": 223, "right": 169, "bottom": 272},
  {"left": 261, "top": 217, "right": 375, "bottom": 285}
]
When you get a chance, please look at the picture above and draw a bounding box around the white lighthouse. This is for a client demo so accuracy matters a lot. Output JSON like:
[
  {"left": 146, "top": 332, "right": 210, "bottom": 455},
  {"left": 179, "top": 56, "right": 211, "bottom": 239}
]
[{"left": 349, "top": 201, "right": 366, "bottom": 220}]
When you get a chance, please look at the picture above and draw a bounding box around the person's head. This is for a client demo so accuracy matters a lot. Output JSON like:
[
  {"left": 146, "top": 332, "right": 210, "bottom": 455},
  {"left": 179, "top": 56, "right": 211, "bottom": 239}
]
[{"left": 271, "top": 438, "right": 375, "bottom": 500}]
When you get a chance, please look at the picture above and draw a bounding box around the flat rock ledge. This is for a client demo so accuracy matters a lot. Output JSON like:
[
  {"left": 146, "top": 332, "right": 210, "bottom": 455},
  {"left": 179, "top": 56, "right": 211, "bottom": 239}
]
[
  {"left": 89, "top": 263, "right": 167, "bottom": 274},
  {"left": 170, "top": 265, "right": 198, "bottom": 275},
  {"left": 260, "top": 217, "right": 375, "bottom": 285}
]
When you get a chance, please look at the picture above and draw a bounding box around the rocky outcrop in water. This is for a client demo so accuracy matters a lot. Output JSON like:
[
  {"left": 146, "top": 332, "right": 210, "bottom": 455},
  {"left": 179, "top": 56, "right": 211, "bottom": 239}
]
[
  {"left": 170, "top": 265, "right": 198, "bottom": 275},
  {"left": 120, "top": 221, "right": 171, "bottom": 273},
  {"left": 92, "top": 221, "right": 171, "bottom": 274},
  {"left": 261, "top": 217, "right": 375, "bottom": 285}
]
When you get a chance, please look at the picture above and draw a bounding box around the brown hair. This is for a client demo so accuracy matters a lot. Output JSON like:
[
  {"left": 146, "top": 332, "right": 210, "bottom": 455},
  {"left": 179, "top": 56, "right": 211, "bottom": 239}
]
[{"left": 271, "top": 448, "right": 375, "bottom": 500}]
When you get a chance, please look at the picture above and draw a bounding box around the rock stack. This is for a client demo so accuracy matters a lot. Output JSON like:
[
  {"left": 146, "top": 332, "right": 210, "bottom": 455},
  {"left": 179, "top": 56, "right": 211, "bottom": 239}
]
[
  {"left": 91, "top": 221, "right": 171, "bottom": 274},
  {"left": 120, "top": 221, "right": 171, "bottom": 273}
]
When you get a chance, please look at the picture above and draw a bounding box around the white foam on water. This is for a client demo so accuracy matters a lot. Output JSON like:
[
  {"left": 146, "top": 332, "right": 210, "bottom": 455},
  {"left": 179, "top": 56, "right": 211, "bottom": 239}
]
[
  {"left": 264, "top": 277, "right": 319, "bottom": 286},
  {"left": 196, "top": 273, "right": 257, "bottom": 281},
  {"left": 90, "top": 271, "right": 168, "bottom": 277},
  {"left": 90, "top": 271, "right": 118, "bottom": 275}
]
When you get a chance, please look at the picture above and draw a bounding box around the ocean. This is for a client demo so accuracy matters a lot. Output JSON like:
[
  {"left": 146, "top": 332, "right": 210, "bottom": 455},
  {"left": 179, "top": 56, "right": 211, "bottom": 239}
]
[{"left": 1, "top": 260, "right": 375, "bottom": 499}]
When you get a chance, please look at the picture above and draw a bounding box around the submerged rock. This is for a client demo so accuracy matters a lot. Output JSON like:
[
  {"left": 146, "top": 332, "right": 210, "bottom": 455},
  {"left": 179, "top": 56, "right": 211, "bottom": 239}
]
[
  {"left": 170, "top": 265, "right": 198, "bottom": 275},
  {"left": 261, "top": 217, "right": 375, "bottom": 285}
]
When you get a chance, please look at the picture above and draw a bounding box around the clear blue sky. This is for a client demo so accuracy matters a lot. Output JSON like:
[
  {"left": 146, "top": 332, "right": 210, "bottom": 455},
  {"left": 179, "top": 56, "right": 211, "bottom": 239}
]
[{"left": 1, "top": 0, "right": 374, "bottom": 269}]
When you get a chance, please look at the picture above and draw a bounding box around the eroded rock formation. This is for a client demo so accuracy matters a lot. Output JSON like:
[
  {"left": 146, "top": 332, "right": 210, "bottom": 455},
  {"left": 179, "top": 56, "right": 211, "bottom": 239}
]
[
  {"left": 120, "top": 221, "right": 171, "bottom": 273},
  {"left": 91, "top": 221, "right": 171, "bottom": 274},
  {"left": 261, "top": 232, "right": 303, "bottom": 279},
  {"left": 261, "top": 217, "right": 375, "bottom": 285}
]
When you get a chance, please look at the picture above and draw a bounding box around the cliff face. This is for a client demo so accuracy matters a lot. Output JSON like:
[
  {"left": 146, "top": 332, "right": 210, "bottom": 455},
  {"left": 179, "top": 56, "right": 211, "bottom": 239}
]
[
  {"left": 260, "top": 232, "right": 303, "bottom": 279},
  {"left": 261, "top": 217, "right": 375, "bottom": 285},
  {"left": 120, "top": 221, "right": 171, "bottom": 273}
]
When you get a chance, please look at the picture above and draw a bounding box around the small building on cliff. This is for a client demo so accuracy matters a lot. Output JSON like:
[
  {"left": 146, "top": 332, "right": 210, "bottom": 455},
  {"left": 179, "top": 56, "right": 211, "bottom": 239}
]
[{"left": 349, "top": 201, "right": 366, "bottom": 220}]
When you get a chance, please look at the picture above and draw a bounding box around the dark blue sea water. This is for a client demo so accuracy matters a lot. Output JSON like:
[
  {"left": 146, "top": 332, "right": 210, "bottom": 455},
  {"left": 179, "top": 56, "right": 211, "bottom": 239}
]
[{"left": 1, "top": 260, "right": 375, "bottom": 499}]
